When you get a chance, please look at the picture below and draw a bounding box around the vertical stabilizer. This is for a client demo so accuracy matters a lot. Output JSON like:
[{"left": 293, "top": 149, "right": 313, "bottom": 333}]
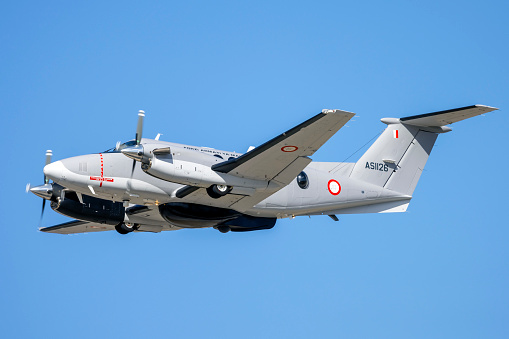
[
  {"left": 383, "top": 128, "right": 437, "bottom": 195},
  {"left": 350, "top": 122, "right": 439, "bottom": 195}
]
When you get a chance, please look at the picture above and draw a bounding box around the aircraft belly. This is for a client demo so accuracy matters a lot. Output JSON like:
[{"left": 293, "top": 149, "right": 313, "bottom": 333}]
[{"left": 248, "top": 175, "right": 408, "bottom": 217}]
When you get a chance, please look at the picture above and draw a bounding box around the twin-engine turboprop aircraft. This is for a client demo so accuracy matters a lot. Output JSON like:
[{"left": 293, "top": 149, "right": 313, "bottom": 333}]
[{"left": 29, "top": 105, "right": 498, "bottom": 234}]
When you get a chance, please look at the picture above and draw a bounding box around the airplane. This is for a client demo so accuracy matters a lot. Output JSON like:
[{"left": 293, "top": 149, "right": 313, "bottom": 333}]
[{"left": 29, "top": 105, "right": 498, "bottom": 235}]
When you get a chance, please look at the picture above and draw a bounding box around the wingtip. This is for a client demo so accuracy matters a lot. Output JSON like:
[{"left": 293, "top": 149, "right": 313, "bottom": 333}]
[
  {"left": 322, "top": 109, "right": 356, "bottom": 116},
  {"left": 475, "top": 104, "right": 499, "bottom": 111}
]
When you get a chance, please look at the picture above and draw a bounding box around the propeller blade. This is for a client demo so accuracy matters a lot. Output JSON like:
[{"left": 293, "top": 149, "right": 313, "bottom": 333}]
[
  {"left": 129, "top": 110, "right": 145, "bottom": 177},
  {"left": 44, "top": 150, "right": 53, "bottom": 184},
  {"left": 39, "top": 199, "right": 46, "bottom": 228},
  {"left": 131, "top": 159, "right": 136, "bottom": 178},
  {"left": 32, "top": 149, "right": 53, "bottom": 228},
  {"left": 135, "top": 110, "right": 145, "bottom": 145},
  {"left": 45, "top": 150, "right": 53, "bottom": 166}
]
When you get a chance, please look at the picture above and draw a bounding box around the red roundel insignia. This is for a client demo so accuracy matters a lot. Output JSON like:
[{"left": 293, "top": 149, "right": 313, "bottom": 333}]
[
  {"left": 328, "top": 179, "right": 341, "bottom": 195},
  {"left": 281, "top": 145, "right": 298, "bottom": 152}
]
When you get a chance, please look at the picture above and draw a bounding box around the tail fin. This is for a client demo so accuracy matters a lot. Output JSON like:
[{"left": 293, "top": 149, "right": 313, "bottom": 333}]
[{"left": 349, "top": 105, "right": 498, "bottom": 195}]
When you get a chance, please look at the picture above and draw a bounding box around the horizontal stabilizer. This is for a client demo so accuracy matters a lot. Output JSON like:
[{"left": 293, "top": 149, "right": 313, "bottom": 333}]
[
  {"left": 324, "top": 199, "right": 412, "bottom": 215},
  {"left": 398, "top": 105, "right": 498, "bottom": 127}
]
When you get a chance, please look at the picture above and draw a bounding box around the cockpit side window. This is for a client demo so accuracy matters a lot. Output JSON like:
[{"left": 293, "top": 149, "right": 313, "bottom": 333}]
[{"left": 103, "top": 140, "right": 137, "bottom": 153}]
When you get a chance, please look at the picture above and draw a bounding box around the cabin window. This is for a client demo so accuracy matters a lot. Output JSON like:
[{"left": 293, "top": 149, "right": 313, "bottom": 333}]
[{"left": 296, "top": 171, "right": 309, "bottom": 189}]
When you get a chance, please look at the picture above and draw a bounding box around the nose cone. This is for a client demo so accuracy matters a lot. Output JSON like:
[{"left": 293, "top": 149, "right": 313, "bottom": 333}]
[
  {"left": 121, "top": 145, "right": 145, "bottom": 162},
  {"left": 30, "top": 183, "right": 53, "bottom": 199},
  {"left": 43, "top": 161, "right": 64, "bottom": 182}
]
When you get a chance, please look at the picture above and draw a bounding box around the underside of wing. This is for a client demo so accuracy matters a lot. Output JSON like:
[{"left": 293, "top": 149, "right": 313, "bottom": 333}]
[
  {"left": 400, "top": 105, "right": 498, "bottom": 127},
  {"left": 40, "top": 220, "right": 115, "bottom": 234},
  {"left": 40, "top": 204, "right": 181, "bottom": 234}
]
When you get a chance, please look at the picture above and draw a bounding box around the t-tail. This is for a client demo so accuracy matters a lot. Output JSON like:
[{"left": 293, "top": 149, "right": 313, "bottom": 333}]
[{"left": 349, "top": 105, "right": 498, "bottom": 197}]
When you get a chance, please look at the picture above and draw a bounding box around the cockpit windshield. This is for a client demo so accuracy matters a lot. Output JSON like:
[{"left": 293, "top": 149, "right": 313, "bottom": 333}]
[{"left": 103, "top": 140, "right": 137, "bottom": 153}]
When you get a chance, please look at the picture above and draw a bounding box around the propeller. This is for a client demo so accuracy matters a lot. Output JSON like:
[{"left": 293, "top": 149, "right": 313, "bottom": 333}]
[
  {"left": 122, "top": 110, "right": 146, "bottom": 177},
  {"left": 117, "top": 111, "right": 145, "bottom": 205},
  {"left": 121, "top": 111, "right": 171, "bottom": 171},
  {"left": 27, "top": 150, "right": 54, "bottom": 227},
  {"left": 40, "top": 150, "right": 53, "bottom": 225}
]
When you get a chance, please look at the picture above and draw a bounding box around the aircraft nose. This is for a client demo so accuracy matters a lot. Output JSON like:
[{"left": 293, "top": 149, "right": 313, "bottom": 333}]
[{"left": 43, "top": 161, "right": 64, "bottom": 182}]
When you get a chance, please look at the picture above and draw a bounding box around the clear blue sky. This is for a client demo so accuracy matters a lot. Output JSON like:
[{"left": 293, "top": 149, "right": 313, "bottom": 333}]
[{"left": 1, "top": 1, "right": 508, "bottom": 338}]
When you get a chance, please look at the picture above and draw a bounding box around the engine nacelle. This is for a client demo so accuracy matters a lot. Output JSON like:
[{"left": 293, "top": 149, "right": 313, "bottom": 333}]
[
  {"left": 158, "top": 202, "right": 276, "bottom": 231},
  {"left": 51, "top": 191, "right": 125, "bottom": 225},
  {"left": 144, "top": 156, "right": 267, "bottom": 190}
]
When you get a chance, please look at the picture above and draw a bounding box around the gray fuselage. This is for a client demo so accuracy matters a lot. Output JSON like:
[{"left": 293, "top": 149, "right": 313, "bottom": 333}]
[{"left": 45, "top": 139, "right": 410, "bottom": 219}]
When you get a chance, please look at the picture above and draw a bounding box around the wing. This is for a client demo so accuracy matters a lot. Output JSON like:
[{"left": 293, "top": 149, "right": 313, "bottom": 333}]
[
  {"left": 40, "top": 205, "right": 182, "bottom": 234},
  {"left": 212, "top": 109, "right": 355, "bottom": 183},
  {"left": 182, "top": 110, "right": 354, "bottom": 211},
  {"left": 399, "top": 105, "right": 498, "bottom": 127},
  {"left": 40, "top": 220, "right": 116, "bottom": 234}
]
